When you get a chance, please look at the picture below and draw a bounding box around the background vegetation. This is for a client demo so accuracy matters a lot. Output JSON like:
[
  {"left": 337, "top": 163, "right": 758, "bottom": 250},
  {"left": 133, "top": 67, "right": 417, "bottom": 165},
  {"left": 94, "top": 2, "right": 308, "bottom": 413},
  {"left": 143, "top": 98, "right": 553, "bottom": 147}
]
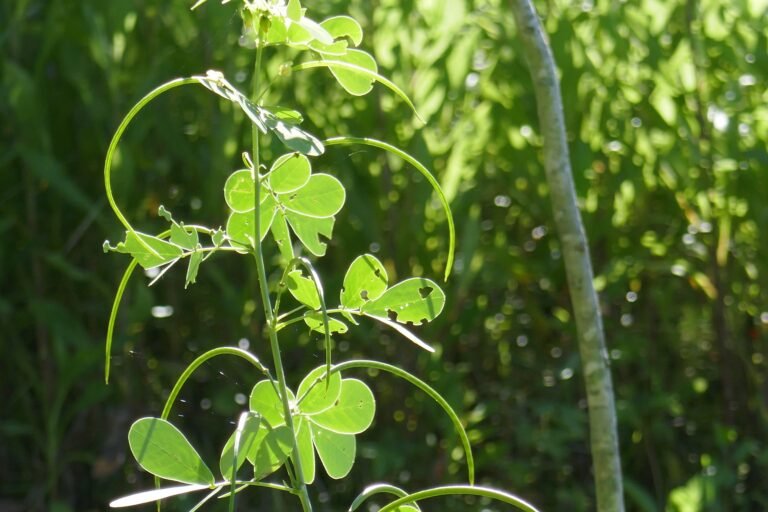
[{"left": 2, "top": 0, "right": 766, "bottom": 510}]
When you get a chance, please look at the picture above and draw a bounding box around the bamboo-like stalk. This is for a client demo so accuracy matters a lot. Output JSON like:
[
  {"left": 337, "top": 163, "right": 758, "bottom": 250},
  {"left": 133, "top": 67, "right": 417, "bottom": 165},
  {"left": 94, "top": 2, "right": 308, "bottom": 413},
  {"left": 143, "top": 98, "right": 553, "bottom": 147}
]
[{"left": 509, "top": 1, "right": 625, "bottom": 510}]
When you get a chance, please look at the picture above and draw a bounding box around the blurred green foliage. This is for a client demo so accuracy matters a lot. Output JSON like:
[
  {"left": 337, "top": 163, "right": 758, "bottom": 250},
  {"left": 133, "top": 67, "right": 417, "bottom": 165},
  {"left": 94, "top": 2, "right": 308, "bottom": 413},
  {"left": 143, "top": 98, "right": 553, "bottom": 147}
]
[{"left": 2, "top": 0, "right": 767, "bottom": 510}]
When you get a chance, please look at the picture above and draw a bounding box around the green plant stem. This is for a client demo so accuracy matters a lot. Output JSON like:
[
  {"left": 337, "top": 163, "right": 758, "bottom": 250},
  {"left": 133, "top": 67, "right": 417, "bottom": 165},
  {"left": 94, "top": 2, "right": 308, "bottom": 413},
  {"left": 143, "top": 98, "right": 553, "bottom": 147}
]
[
  {"left": 509, "top": 1, "right": 624, "bottom": 510},
  {"left": 377, "top": 485, "right": 540, "bottom": 512},
  {"left": 250, "top": 40, "right": 313, "bottom": 512}
]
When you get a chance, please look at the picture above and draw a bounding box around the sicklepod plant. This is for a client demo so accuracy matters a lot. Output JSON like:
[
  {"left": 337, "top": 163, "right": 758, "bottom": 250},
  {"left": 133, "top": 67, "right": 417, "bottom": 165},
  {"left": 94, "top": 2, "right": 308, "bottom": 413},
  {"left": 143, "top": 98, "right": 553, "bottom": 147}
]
[{"left": 103, "top": 1, "right": 539, "bottom": 511}]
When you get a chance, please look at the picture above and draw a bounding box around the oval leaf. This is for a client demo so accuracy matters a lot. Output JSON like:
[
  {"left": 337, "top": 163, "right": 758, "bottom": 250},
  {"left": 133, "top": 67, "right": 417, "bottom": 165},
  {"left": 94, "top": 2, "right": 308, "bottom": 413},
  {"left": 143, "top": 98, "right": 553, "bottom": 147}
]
[
  {"left": 286, "top": 269, "right": 321, "bottom": 310},
  {"left": 325, "top": 49, "right": 377, "bottom": 96},
  {"left": 361, "top": 278, "right": 445, "bottom": 325},
  {"left": 226, "top": 196, "right": 277, "bottom": 250},
  {"left": 128, "top": 418, "right": 214, "bottom": 485},
  {"left": 294, "top": 418, "right": 316, "bottom": 484},
  {"left": 279, "top": 173, "right": 345, "bottom": 218},
  {"left": 311, "top": 424, "right": 356, "bottom": 479},
  {"left": 297, "top": 365, "right": 342, "bottom": 415},
  {"left": 249, "top": 380, "right": 291, "bottom": 428},
  {"left": 321, "top": 16, "right": 363, "bottom": 46},
  {"left": 341, "top": 254, "right": 388, "bottom": 309},
  {"left": 269, "top": 153, "right": 311, "bottom": 194},
  {"left": 253, "top": 426, "right": 294, "bottom": 480},
  {"left": 219, "top": 413, "right": 261, "bottom": 480},
  {"left": 309, "top": 378, "right": 375, "bottom": 434},
  {"left": 284, "top": 211, "right": 334, "bottom": 257},
  {"left": 224, "top": 169, "right": 256, "bottom": 212},
  {"left": 303, "top": 312, "right": 348, "bottom": 335}
]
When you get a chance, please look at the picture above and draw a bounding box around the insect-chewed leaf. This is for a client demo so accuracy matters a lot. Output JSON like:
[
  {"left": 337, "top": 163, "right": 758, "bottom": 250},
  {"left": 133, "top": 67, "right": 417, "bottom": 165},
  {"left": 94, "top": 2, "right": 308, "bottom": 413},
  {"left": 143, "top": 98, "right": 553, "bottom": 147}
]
[
  {"left": 128, "top": 418, "right": 214, "bottom": 486},
  {"left": 262, "top": 110, "right": 324, "bottom": 156},
  {"left": 270, "top": 212, "right": 295, "bottom": 261},
  {"left": 279, "top": 173, "right": 345, "bottom": 218},
  {"left": 249, "top": 380, "right": 290, "bottom": 428},
  {"left": 303, "top": 312, "right": 348, "bottom": 335},
  {"left": 265, "top": 106, "right": 304, "bottom": 125},
  {"left": 320, "top": 16, "right": 363, "bottom": 46},
  {"left": 293, "top": 418, "right": 316, "bottom": 484},
  {"left": 268, "top": 153, "right": 311, "bottom": 194},
  {"left": 297, "top": 365, "right": 342, "bottom": 415},
  {"left": 284, "top": 211, "right": 334, "bottom": 257},
  {"left": 325, "top": 49, "right": 377, "bottom": 96},
  {"left": 341, "top": 254, "right": 388, "bottom": 309},
  {"left": 361, "top": 278, "right": 445, "bottom": 325},
  {"left": 311, "top": 423, "right": 356, "bottom": 479},
  {"left": 219, "top": 413, "right": 261, "bottom": 480},
  {"left": 308, "top": 39, "right": 349, "bottom": 56},
  {"left": 170, "top": 223, "right": 198, "bottom": 250},
  {"left": 185, "top": 249, "right": 203, "bottom": 289},
  {"left": 226, "top": 196, "right": 277, "bottom": 251},
  {"left": 286, "top": 269, "right": 321, "bottom": 310},
  {"left": 116, "top": 232, "right": 183, "bottom": 270},
  {"left": 309, "top": 378, "right": 375, "bottom": 435},
  {"left": 253, "top": 426, "right": 294, "bottom": 480}
]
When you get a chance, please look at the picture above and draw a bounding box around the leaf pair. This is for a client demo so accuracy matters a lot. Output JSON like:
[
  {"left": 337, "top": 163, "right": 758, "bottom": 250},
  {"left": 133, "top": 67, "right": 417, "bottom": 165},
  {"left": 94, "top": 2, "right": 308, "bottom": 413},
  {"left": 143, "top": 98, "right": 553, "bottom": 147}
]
[
  {"left": 247, "top": 366, "right": 375, "bottom": 482},
  {"left": 225, "top": 152, "right": 346, "bottom": 258}
]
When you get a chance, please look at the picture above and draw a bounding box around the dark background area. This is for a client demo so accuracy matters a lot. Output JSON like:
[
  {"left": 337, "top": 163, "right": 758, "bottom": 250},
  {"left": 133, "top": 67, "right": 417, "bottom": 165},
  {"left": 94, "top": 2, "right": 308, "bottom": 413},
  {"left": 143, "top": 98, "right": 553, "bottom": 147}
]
[{"left": 2, "top": 0, "right": 767, "bottom": 510}]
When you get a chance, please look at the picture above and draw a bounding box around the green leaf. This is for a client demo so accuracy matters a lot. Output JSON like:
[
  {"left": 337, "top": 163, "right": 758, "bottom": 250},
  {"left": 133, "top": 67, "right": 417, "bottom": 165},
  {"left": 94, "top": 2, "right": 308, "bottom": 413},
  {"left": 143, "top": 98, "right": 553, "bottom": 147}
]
[
  {"left": 268, "top": 153, "right": 311, "bottom": 194},
  {"left": 270, "top": 212, "right": 295, "bottom": 261},
  {"left": 224, "top": 169, "right": 258, "bottom": 213},
  {"left": 324, "top": 49, "right": 378, "bottom": 96},
  {"left": 262, "top": 109, "right": 324, "bottom": 156},
  {"left": 170, "top": 223, "right": 198, "bottom": 250},
  {"left": 320, "top": 16, "right": 363, "bottom": 46},
  {"left": 361, "top": 278, "right": 445, "bottom": 325},
  {"left": 266, "top": 106, "right": 304, "bottom": 124},
  {"left": 294, "top": 418, "right": 316, "bottom": 484},
  {"left": 311, "top": 424, "right": 356, "bottom": 479},
  {"left": 116, "top": 232, "right": 182, "bottom": 270},
  {"left": 309, "top": 379, "right": 375, "bottom": 435},
  {"left": 211, "top": 228, "right": 225, "bottom": 248},
  {"left": 279, "top": 173, "right": 345, "bottom": 218},
  {"left": 287, "top": 0, "right": 301, "bottom": 21},
  {"left": 297, "top": 365, "right": 342, "bottom": 415},
  {"left": 303, "top": 312, "right": 348, "bottom": 335},
  {"left": 226, "top": 197, "right": 276, "bottom": 251},
  {"left": 128, "top": 418, "right": 214, "bottom": 485},
  {"left": 249, "top": 380, "right": 289, "bottom": 428},
  {"left": 185, "top": 249, "right": 203, "bottom": 289},
  {"left": 265, "top": 16, "right": 288, "bottom": 44},
  {"left": 219, "top": 413, "right": 261, "bottom": 480},
  {"left": 308, "top": 40, "right": 349, "bottom": 57},
  {"left": 296, "top": 16, "right": 334, "bottom": 45},
  {"left": 286, "top": 270, "right": 321, "bottom": 310},
  {"left": 110, "top": 484, "right": 210, "bottom": 508},
  {"left": 253, "top": 426, "right": 294, "bottom": 480},
  {"left": 341, "top": 254, "right": 388, "bottom": 309},
  {"left": 284, "top": 211, "right": 334, "bottom": 257}
]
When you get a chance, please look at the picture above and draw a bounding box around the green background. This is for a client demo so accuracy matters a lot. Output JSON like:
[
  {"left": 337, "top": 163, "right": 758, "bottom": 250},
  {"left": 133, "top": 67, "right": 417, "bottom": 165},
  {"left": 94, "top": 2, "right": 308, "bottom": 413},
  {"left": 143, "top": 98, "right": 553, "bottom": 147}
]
[{"left": 2, "top": 0, "right": 767, "bottom": 510}]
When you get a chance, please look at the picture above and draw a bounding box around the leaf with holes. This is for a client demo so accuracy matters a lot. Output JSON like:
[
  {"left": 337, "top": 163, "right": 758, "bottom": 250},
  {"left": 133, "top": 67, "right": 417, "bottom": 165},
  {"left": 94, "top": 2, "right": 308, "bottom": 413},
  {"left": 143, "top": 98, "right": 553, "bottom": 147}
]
[
  {"left": 170, "top": 223, "right": 198, "bottom": 251},
  {"left": 321, "top": 16, "right": 363, "bottom": 46},
  {"left": 309, "top": 378, "right": 375, "bottom": 435},
  {"left": 283, "top": 211, "right": 335, "bottom": 257},
  {"left": 297, "top": 365, "right": 342, "bottom": 415},
  {"left": 185, "top": 248, "right": 203, "bottom": 289},
  {"left": 341, "top": 254, "right": 388, "bottom": 310},
  {"left": 303, "top": 312, "right": 348, "bottom": 335},
  {"left": 361, "top": 278, "right": 445, "bottom": 325},
  {"left": 311, "top": 424, "right": 356, "bottom": 479},
  {"left": 128, "top": 418, "right": 214, "bottom": 486},
  {"left": 278, "top": 173, "right": 345, "bottom": 218},
  {"left": 115, "top": 232, "right": 182, "bottom": 270}
]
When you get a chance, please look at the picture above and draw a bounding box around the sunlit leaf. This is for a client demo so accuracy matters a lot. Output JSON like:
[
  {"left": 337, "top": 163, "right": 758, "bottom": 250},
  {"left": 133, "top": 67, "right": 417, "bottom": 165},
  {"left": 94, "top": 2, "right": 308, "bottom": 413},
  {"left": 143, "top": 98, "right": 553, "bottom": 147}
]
[
  {"left": 116, "top": 232, "right": 182, "bottom": 270},
  {"left": 286, "top": 269, "right": 321, "bottom": 310},
  {"left": 341, "top": 254, "right": 388, "bottom": 309},
  {"left": 128, "top": 418, "right": 214, "bottom": 485},
  {"left": 279, "top": 173, "right": 345, "bottom": 218},
  {"left": 284, "top": 211, "right": 334, "bottom": 257},
  {"left": 324, "top": 49, "right": 377, "bottom": 96},
  {"left": 253, "top": 426, "right": 294, "bottom": 480},
  {"left": 361, "top": 278, "right": 445, "bottom": 325},
  {"left": 265, "top": 106, "right": 303, "bottom": 124},
  {"left": 185, "top": 249, "right": 203, "bottom": 289},
  {"left": 226, "top": 196, "right": 276, "bottom": 250},
  {"left": 170, "top": 223, "right": 198, "bottom": 250},
  {"left": 321, "top": 16, "right": 363, "bottom": 46},
  {"left": 311, "top": 424, "right": 356, "bottom": 479},
  {"left": 303, "top": 312, "right": 348, "bottom": 335},
  {"left": 309, "top": 378, "right": 375, "bottom": 434},
  {"left": 219, "top": 413, "right": 261, "bottom": 480},
  {"left": 293, "top": 418, "right": 316, "bottom": 484},
  {"left": 249, "top": 380, "right": 289, "bottom": 428},
  {"left": 270, "top": 212, "right": 295, "bottom": 261},
  {"left": 296, "top": 16, "right": 334, "bottom": 45},
  {"left": 297, "top": 365, "right": 342, "bottom": 415},
  {"left": 224, "top": 169, "right": 259, "bottom": 213},
  {"left": 110, "top": 484, "right": 210, "bottom": 508},
  {"left": 268, "top": 153, "right": 311, "bottom": 194},
  {"left": 262, "top": 110, "right": 325, "bottom": 156}
]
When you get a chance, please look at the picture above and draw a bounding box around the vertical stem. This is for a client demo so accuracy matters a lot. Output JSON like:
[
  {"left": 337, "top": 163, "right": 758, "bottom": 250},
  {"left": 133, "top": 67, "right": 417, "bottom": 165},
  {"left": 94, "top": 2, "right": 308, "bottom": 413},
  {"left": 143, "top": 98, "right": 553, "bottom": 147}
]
[
  {"left": 509, "top": 1, "right": 625, "bottom": 511},
  {"left": 250, "top": 37, "right": 313, "bottom": 512}
]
